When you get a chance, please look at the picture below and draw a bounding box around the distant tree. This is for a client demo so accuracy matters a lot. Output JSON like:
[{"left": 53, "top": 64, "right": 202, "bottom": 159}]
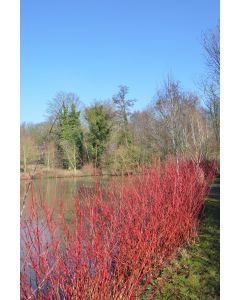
[
  {"left": 46, "top": 92, "right": 85, "bottom": 170},
  {"left": 112, "top": 85, "right": 136, "bottom": 147},
  {"left": 155, "top": 78, "right": 183, "bottom": 156},
  {"left": 85, "top": 103, "right": 112, "bottom": 168},
  {"left": 202, "top": 82, "right": 220, "bottom": 150},
  {"left": 44, "top": 141, "right": 56, "bottom": 170},
  {"left": 25, "top": 122, "right": 55, "bottom": 165},
  {"left": 179, "top": 94, "right": 210, "bottom": 160},
  {"left": 57, "top": 103, "right": 84, "bottom": 171},
  {"left": 201, "top": 25, "right": 220, "bottom": 152},
  {"left": 46, "top": 92, "right": 83, "bottom": 123},
  {"left": 203, "top": 24, "right": 220, "bottom": 86},
  {"left": 153, "top": 77, "right": 210, "bottom": 160},
  {"left": 130, "top": 109, "right": 164, "bottom": 160},
  {"left": 110, "top": 144, "right": 142, "bottom": 173},
  {"left": 20, "top": 123, "right": 38, "bottom": 172}
]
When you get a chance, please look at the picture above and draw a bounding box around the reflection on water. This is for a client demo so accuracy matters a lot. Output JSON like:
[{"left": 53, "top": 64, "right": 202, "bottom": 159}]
[
  {"left": 20, "top": 175, "right": 110, "bottom": 294},
  {"left": 20, "top": 176, "right": 108, "bottom": 218}
]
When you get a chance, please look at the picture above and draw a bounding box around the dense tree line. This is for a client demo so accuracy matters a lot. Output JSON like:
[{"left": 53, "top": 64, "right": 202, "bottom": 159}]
[
  {"left": 20, "top": 26, "right": 219, "bottom": 173},
  {"left": 20, "top": 81, "right": 218, "bottom": 173}
]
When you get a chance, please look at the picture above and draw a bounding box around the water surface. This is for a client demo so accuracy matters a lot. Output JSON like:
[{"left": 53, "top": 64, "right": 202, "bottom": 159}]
[{"left": 20, "top": 176, "right": 108, "bottom": 218}]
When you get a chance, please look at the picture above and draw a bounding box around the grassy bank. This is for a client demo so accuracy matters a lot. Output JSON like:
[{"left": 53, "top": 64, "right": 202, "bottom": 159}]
[
  {"left": 142, "top": 176, "right": 220, "bottom": 299},
  {"left": 20, "top": 164, "right": 132, "bottom": 180},
  {"left": 20, "top": 164, "right": 101, "bottom": 180}
]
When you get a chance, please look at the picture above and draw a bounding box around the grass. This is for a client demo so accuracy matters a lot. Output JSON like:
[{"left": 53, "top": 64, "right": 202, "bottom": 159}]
[{"left": 142, "top": 175, "right": 220, "bottom": 299}]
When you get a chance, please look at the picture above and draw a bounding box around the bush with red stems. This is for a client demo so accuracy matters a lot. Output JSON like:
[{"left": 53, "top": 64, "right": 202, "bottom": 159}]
[{"left": 20, "top": 158, "right": 217, "bottom": 299}]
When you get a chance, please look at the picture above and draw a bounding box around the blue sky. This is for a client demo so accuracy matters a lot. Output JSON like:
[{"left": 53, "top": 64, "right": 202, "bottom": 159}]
[{"left": 21, "top": 0, "right": 219, "bottom": 123}]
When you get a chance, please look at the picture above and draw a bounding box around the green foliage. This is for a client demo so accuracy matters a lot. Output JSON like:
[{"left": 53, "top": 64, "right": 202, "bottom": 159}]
[
  {"left": 85, "top": 103, "right": 112, "bottom": 168},
  {"left": 57, "top": 104, "right": 83, "bottom": 170},
  {"left": 21, "top": 74, "right": 220, "bottom": 173},
  {"left": 109, "top": 144, "right": 142, "bottom": 172}
]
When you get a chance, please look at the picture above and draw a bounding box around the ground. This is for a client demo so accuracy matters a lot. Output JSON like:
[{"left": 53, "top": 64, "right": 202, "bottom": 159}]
[{"left": 142, "top": 176, "right": 220, "bottom": 299}]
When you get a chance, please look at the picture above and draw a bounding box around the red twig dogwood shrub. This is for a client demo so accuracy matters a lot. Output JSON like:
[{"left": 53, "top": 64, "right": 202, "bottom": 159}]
[{"left": 20, "top": 159, "right": 217, "bottom": 299}]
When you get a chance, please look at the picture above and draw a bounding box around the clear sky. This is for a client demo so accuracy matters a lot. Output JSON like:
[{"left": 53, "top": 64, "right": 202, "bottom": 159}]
[{"left": 21, "top": 0, "right": 219, "bottom": 123}]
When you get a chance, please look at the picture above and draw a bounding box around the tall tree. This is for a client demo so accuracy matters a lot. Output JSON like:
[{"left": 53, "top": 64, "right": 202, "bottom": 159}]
[
  {"left": 153, "top": 77, "right": 210, "bottom": 160},
  {"left": 57, "top": 103, "right": 84, "bottom": 171},
  {"left": 44, "top": 141, "right": 56, "bottom": 170},
  {"left": 201, "top": 25, "right": 220, "bottom": 152},
  {"left": 20, "top": 123, "right": 38, "bottom": 172},
  {"left": 130, "top": 108, "right": 165, "bottom": 160},
  {"left": 46, "top": 92, "right": 84, "bottom": 170},
  {"left": 46, "top": 92, "right": 83, "bottom": 123},
  {"left": 203, "top": 24, "right": 220, "bottom": 86},
  {"left": 155, "top": 78, "right": 183, "bottom": 156},
  {"left": 85, "top": 103, "right": 112, "bottom": 168},
  {"left": 112, "top": 85, "right": 136, "bottom": 147}
]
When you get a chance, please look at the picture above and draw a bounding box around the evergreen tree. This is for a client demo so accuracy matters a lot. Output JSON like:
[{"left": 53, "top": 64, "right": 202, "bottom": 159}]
[
  {"left": 57, "top": 104, "right": 83, "bottom": 170},
  {"left": 85, "top": 103, "right": 112, "bottom": 168}
]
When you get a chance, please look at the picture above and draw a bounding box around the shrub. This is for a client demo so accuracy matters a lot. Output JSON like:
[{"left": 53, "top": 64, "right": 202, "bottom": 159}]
[
  {"left": 20, "top": 158, "right": 216, "bottom": 299},
  {"left": 109, "top": 144, "right": 142, "bottom": 173}
]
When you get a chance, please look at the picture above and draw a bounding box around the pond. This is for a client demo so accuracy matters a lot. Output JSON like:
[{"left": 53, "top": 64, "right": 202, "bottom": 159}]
[{"left": 20, "top": 175, "right": 109, "bottom": 218}]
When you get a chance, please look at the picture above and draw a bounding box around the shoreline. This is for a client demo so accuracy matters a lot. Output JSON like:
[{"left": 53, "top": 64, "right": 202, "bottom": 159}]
[{"left": 20, "top": 168, "right": 131, "bottom": 180}]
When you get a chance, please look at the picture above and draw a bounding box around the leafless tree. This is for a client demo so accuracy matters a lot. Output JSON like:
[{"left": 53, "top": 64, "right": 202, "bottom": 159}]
[
  {"left": 130, "top": 108, "right": 167, "bottom": 159},
  {"left": 20, "top": 124, "right": 38, "bottom": 172},
  {"left": 46, "top": 92, "right": 83, "bottom": 123},
  {"left": 112, "top": 85, "right": 136, "bottom": 147},
  {"left": 154, "top": 78, "right": 184, "bottom": 155},
  {"left": 44, "top": 141, "right": 56, "bottom": 170},
  {"left": 145, "top": 77, "right": 211, "bottom": 160},
  {"left": 201, "top": 24, "right": 220, "bottom": 150},
  {"left": 202, "top": 24, "right": 220, "bottom": 86}
]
